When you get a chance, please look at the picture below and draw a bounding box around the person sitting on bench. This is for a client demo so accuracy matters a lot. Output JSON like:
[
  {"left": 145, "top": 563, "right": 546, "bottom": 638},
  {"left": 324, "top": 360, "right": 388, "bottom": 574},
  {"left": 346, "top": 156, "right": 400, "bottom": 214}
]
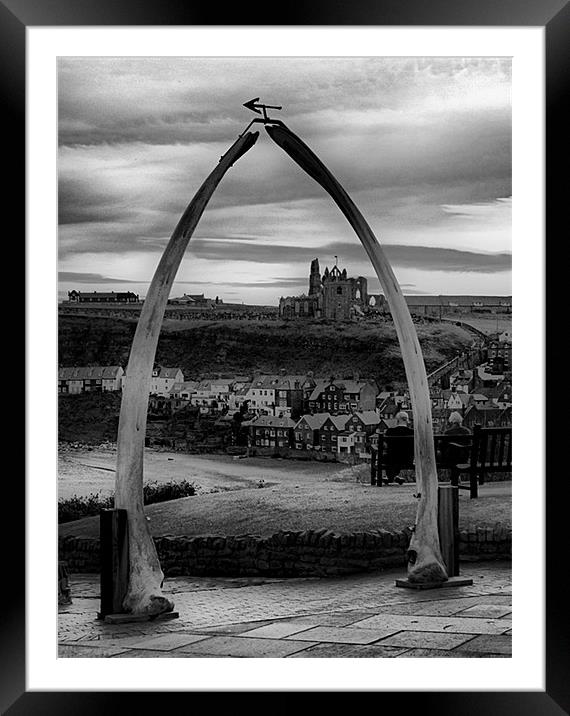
[
  {"left": 443, "top": 411, "right": 472, "bottom": 478},
  {"left": 384, "top": 411, "right": 414, "bottom": 485}
]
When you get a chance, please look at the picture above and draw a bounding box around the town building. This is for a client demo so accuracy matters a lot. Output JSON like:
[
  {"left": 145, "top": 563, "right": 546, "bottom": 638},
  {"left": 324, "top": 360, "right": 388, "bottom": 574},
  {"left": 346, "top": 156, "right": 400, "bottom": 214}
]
[
  {"left": 58, "top": 365, "right": 125, "bottom": 394},
  {"left": 401, "top": 295, "right": 512, "bottom": 317},
  {"left": 247, "top": 415, "right": 295, "bottom": 449},
  {"left": 317, "top": 414, "right": 351, "bottom": 452},
  {"left": 487, "top": 339, "right": 512, "bottom": 372},
  {"left": 169, "top": 381, "right": 199, "bottom": 401},
  {"left": 67, "top": 290, "right": 139, "bottom": 303},
  {"left": 449, "top": 368, "right": 474, "bottom": 393},
  {"left": 148, "top": 367, "right": 185, "bottom": 397},
  {"left": 245, "top": 373, "right": 315, "bottom": 418},
  {"left": 168, "top": 293, "right": 221, "bottom": 307},
  {"left": 293, "top": 411, "right": 381, "bottom": 454},
  {"left": 191, "top": 379, "right": 232, "bottom": 414},
  {"left": 376, "top": 391, "right": 411, "bottom": 417},
  {"left": 227, "top": 385, "right": 251, "bottom": 412},
  {"left": 475, "top": 363, "right": 507, "bottom": 388},
  {"left": 337, "top": 429, "right": 367, "bottom": 456},
  {"left": 293, "top": 413, "right": 330, "bottom": 450},
  {"left": 305, "top": 378, "right": 378, "bottom": 414}
]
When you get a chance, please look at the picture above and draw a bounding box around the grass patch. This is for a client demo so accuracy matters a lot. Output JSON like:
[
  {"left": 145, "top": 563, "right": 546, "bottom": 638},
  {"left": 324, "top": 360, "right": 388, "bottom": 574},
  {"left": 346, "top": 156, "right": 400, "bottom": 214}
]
[
  {"left": 59, "top": 479, "right": 510, "bottom": 535},
  {"left": 58, "top": 479, "right": 196, "bottom": 523}
]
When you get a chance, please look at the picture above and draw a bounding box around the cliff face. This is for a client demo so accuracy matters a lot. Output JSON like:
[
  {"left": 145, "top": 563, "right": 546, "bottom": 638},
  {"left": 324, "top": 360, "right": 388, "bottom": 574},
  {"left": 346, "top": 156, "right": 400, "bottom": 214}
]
[{"left": 58, "top": 314, "right": 473, "bottom": 386}]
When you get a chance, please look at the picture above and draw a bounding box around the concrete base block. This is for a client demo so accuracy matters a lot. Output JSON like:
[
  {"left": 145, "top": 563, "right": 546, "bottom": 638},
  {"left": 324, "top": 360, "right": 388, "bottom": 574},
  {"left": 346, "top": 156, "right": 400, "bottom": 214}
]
[
  {"left": 97, "top": 611, "right": 180, "bottom": 624},
  {"left": 395, "top": 576, "right": 474, "bottom": 590}
]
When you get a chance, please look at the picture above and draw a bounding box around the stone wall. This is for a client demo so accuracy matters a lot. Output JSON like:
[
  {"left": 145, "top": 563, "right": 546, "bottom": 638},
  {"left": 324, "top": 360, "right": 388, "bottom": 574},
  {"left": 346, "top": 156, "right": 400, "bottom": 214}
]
[{"left": 59, "top": 526, "right": 511, "bottom": 577}]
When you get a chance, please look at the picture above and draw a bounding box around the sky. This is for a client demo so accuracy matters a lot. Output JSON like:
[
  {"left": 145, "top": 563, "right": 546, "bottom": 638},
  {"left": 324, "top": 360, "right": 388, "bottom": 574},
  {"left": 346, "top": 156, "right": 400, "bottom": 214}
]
[{"left": 58, "top": 57, "right": 512, "bottom": 304}]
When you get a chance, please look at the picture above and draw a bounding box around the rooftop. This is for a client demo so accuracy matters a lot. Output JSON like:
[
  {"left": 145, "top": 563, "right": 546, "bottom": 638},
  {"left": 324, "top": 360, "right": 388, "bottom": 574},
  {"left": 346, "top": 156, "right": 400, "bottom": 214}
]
[{"left": 59, "top": 366, "right": 122, "bottom": 380}]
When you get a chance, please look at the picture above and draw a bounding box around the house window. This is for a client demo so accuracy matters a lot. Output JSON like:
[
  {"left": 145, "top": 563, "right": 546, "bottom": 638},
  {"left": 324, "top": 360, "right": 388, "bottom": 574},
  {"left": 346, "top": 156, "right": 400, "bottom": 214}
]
[{"left": 336, "top": 287, "right": 342, "bottom": 294}]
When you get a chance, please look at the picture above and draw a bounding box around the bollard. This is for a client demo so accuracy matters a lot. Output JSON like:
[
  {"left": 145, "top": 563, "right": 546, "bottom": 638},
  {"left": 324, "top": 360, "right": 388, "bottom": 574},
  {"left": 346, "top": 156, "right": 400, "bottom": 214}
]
[
  {"left": 58, "top": 561, "right": 72, "bottom": 606},
  {"left": 395, "top": 485, "right": 472, "bottom": 589},
  {"left": 438, "top": 485, "right": 459, "bottom": 577},
  {"left": 98, "top": 508, "right": 129, "bottom": 619}
]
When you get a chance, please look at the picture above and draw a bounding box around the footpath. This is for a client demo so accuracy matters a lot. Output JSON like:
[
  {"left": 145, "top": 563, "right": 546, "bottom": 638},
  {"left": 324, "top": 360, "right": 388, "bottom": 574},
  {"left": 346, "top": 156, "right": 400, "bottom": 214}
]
[{"left": 59, "top": 561, "right": 511, "bottom": 658}]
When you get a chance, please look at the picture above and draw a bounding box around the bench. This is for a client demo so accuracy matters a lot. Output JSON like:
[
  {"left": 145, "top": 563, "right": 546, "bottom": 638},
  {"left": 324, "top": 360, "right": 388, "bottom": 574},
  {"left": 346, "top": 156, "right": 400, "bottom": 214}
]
[
  {"left": 452, "top": 425, "right": 512, "bottom": 498},
  {"left": 370, "top": 425, "right": 511, "bottom": 498}
]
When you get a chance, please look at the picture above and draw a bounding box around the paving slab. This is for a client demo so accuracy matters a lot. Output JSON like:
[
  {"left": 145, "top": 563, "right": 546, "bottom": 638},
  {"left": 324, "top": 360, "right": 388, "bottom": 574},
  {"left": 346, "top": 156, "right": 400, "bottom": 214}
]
[
  {"left": 396, "top": 648, "right": 507, "bottom": 658},
  {"left": 287, "top": 643, "right": 409, "bottom": 658},
  {"left": 375, "top": 631, "right": 476, "bottom": 650},
  {"left": 124, "top": 633, "right": 211, "bottom": 651},
  {"left": 285, "top": 625, "right": 400, "bottom": 645},
  {"left": 456, "top": 634, "right": 512, "bottom": 655},
  {"left": 361, "top": 599, "right": 480, "bottom": 617},
  {"left": 59, "top": 634, "right": 176, "bottom": 649},
  {"left": 278, "top": 611, "right": 378, "bottom": 627},
  {"left": 351, "top": 614, "right": 510, "bottom": 635},
  {"left": 190, "top": 620, "right": 276, "bottom": 635},
  {"left": 58, "top": 645, "right": 134, "bottom": 658},
  {"left": 112, "top": 649, "right": 226, "bottom": 658},
  {"left": 456, "top": 605, "right": 512, "bottom": 619},
  {"left": 174, "top": 636, "right": 317, "bottom": 658},
  {"left": 239, "top": 621, "right": 319, "bottom": 639}
]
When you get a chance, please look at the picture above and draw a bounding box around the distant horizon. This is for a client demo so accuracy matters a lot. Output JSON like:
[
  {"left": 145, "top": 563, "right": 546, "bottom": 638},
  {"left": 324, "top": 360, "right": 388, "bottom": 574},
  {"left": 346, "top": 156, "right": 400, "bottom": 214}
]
[{"left": 58, "top": 288, "right": 512, "bottom": 306}]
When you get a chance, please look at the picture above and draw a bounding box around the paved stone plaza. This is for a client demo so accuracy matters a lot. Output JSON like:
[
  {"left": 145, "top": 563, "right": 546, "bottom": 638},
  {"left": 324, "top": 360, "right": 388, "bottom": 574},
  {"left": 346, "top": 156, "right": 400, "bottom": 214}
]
[{"left": 58, "top": 561, "right": 511, "bottom": 658}]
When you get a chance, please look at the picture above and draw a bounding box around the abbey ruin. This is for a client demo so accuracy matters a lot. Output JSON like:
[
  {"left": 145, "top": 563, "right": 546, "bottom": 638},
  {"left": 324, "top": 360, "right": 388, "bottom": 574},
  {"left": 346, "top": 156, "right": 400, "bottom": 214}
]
[{"left": 279, "top": 258, "right": 374, "bottom": 320}]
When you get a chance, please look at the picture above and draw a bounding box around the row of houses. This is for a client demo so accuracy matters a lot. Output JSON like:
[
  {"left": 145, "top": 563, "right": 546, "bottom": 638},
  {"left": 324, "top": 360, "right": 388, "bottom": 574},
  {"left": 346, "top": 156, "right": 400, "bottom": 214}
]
[
  {"left": 170, "top": 374, "right": 380, "bottom": 418},
  {"left": 245, "top": 410, "right": 385, "bottom": 456},
  {"left": 376, "top": 362, "right": 512, "bottom": 433},
  {"left": 58, "top": 366, "right": 125, "bottom": 394},
  {"left": 58, "top": 365, "right": 380, "bottom": 418},
  {"left": 58, "top": 365, "right": 185, "bottom": 396},
  {"left": 58, "top": 367, "right": 511, "bottom": 429}
]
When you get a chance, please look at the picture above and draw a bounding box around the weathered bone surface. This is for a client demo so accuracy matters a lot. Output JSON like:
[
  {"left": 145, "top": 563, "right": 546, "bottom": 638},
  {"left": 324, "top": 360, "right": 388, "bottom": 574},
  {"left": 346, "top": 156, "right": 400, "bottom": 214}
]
[
  {"left": 265, "top": 123, "right": 447, "bottom": 583},
  {"left": 115, "top": 131, "right": 259, "bottom": 615}
]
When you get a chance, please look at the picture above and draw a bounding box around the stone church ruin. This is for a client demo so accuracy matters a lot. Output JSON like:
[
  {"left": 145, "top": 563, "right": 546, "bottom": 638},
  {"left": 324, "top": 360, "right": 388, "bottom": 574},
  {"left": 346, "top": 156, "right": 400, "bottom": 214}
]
[{"left": 279, "top": 258, "right": 372, "bottom": 320}]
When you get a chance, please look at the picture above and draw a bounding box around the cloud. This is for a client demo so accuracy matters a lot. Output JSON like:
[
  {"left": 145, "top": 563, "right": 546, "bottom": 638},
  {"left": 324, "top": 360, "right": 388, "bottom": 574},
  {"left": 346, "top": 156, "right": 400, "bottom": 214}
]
[
  {"left": 57, "top": 57, "right": 512, "bottom": 297},
  {"left": 58, "top": 57, "right": 511, "bottom": 148},
  {"left": 58, "top": 271, "right": 143, "bottom": 284},
  {"left": 175, "top": 277, "right": 307, "bottom": 289},
  {"left": 187, "top": 238, "right": 510, "bottom": 273}
]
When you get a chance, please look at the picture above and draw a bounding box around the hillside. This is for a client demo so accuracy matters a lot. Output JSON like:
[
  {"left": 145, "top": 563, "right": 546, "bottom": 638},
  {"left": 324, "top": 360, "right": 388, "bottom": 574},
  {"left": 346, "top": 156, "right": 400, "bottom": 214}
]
[
  {"left": 58, "top": 391, "right": 122, "bottom": 443},
  {"left": 58, "top": 314, "right": 474, "bottom": 386}
]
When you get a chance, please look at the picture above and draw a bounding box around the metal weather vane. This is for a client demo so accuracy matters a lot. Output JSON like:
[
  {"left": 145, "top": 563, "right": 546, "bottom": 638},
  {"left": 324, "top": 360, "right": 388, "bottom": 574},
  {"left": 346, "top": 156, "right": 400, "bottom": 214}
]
[{"left": 240, "top": 97, "right": 285, "bottom": 135}]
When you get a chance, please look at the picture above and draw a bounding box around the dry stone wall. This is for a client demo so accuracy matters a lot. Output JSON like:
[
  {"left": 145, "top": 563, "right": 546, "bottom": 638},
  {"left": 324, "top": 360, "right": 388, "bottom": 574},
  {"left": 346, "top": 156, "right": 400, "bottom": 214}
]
[{"left": 59, "top": 526, "right": 511, "bottom": 577}]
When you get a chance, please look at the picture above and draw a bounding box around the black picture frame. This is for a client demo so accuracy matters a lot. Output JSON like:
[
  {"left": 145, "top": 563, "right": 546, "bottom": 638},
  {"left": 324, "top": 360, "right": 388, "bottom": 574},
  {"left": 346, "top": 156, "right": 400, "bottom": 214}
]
[{"left": 9, "top": 0, "right": 566, "bottom": 711}]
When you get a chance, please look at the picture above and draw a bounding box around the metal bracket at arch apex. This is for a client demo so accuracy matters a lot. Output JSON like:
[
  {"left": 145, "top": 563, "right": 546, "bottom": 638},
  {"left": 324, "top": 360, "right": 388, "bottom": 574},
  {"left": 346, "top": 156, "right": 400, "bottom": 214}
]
[{"left": 239, "top": 98, "right": 286, "bottom": 136}]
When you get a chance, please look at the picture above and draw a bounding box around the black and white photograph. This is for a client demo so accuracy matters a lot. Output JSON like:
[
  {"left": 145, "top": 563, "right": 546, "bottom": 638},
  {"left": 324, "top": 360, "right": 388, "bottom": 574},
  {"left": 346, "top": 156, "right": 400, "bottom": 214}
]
[
  {"left": 55, "top": 53, "right": 516, "bottom": 661},
  {"left": 3, "top": 0, "right": 564, "bottom": 704}
]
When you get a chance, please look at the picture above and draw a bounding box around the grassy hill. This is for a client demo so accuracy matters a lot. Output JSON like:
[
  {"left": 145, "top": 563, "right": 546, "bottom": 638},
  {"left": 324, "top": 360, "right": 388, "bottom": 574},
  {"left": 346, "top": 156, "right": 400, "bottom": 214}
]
[
  {"left": 58, "top": 314, "right": 474, "bottom": 386},
  {"left": 58, "top": 391, "right": 122, "bottom": 443}
]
